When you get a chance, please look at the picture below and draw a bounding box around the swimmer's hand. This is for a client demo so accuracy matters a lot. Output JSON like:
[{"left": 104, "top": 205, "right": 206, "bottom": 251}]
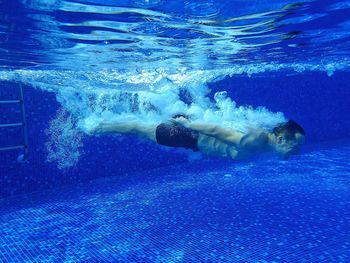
[{"left": 172, "top": 116, "right": 190, "bottom": 127}]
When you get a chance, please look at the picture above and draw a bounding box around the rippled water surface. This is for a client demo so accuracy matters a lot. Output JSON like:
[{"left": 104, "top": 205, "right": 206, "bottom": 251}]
[{"left": 1, "top": 0, "right": 350, "bottom": 71}]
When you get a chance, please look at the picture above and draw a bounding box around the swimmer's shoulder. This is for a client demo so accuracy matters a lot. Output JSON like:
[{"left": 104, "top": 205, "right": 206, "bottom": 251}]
[{"left": 239, "top": 130, "right": 268, "bottom": 151}]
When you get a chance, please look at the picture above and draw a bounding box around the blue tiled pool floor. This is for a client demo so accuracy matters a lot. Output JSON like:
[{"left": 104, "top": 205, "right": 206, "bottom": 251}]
[{"left": 1, "top": 142, "right": 350, "bottom": 262}]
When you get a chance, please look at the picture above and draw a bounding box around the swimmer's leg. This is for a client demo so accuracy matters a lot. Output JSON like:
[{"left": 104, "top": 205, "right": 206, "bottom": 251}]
[{"left": 87, "top": 120, "right": 157, "bottom": 142}]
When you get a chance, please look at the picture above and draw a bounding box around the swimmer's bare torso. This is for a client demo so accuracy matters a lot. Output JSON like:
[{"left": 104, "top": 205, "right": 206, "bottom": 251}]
[
  {"left": 87, "top": 116, "right": 272, "bottom": 160},
  {"left": 176, "top": 117, "right": 270, "bottom": 159}
]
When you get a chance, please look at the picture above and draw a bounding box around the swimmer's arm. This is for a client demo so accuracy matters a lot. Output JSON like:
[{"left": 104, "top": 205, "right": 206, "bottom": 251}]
[
  {"left": 239, "top": 131, "right": 269, "bottom": 151},
  {"left": 192, "top": 123, "right": 242, "bottom": 145},
  {"left": 173, "top": 117, "right": 242, "bottom": 145}
]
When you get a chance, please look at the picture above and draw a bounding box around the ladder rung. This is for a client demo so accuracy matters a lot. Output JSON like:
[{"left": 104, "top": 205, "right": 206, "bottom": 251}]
[
  {"left": 0, "top": 123, "right": 24, "bottom": 128},
  {"left": 0, "top": 100, "right": 22, "bottom": 104},
  {"left": 0, "top": 145, "right": 25, "bottom": 151}
]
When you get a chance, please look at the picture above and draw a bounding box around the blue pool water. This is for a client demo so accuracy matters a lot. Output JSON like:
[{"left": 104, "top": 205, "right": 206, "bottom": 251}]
[{"left": 1, "top": 0, "right": 350, "bottom": 262}]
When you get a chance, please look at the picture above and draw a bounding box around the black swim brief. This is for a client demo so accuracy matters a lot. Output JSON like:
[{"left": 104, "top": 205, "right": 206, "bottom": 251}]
[{"left": 155, "top": 123, "right": 199, "bottom": 151}]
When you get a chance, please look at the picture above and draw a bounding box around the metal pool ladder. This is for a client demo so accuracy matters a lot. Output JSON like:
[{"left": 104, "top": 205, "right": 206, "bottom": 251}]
[{"left": 0, "top": 83, "right": 28, "bottom": 161}]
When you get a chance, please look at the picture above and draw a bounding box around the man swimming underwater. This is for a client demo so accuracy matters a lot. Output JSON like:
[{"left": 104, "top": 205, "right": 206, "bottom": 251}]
[{"left": 86, "top": 114, "right": 305, "bottom": 160}]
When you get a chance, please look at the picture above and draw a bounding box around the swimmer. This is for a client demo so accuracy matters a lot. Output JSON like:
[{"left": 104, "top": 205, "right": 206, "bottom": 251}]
[{"left": 87, "top": 115, "right": 305, "bottom": 160}]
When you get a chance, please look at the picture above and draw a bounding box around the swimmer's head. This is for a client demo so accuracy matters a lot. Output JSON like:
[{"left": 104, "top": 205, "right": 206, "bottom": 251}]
[{"left": 271, "top": 120, "right": 305, "bottom": 159}]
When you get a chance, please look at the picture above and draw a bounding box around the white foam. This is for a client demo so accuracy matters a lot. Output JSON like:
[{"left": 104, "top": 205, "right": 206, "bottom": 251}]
[{"left": 45, "top": 108, "right": 85, "bottom": 169}]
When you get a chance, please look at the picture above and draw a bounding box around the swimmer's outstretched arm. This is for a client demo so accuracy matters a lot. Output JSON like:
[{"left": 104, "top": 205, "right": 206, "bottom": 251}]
[{"left": 173, "top": 117, "right": 243, "bottom": 146}]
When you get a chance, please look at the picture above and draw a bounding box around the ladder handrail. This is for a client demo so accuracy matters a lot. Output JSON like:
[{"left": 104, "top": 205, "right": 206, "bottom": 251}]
[{"left": 19, "top": 83, "right": 29, "bottom": 159}]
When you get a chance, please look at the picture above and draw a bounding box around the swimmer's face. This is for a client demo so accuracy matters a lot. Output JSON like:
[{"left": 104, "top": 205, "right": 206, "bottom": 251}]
[{"left": 274, "top": 132, "right": 305, "bottom": 159}]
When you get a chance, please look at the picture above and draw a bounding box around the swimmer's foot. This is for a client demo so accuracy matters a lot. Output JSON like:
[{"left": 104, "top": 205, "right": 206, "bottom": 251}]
[
  {"left": 80, "top": 116, "right": 105, "bottom": 135},
  {"left": 86, "top": 122, "right": 102, "bottom": 135}
]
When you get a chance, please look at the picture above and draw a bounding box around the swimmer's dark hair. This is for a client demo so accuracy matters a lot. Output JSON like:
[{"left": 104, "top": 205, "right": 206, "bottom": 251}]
[{"left": 273, "top": 120, "right": 305, "bottom": 138}]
